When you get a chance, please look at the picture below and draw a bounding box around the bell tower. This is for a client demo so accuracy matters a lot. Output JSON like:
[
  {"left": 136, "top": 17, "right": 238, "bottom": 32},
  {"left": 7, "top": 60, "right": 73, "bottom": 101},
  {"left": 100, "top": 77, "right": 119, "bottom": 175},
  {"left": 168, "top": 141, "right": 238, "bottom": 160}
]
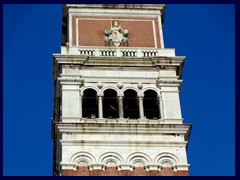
[{"left": 52, "top": 4, "right": 191, "bottom": 176}]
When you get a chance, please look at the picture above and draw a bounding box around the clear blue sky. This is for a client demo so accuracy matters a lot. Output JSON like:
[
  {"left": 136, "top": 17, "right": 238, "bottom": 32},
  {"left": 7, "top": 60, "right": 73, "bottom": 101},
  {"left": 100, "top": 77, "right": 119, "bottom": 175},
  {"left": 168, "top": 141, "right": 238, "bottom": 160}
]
[{"left": 3, "top": 4, "right": 235, "bottom": 176}]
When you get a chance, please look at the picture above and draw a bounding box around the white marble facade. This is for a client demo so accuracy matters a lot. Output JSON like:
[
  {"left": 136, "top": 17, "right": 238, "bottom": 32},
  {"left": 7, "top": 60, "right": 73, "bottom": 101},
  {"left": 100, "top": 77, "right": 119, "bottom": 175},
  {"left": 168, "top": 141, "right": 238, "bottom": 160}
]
[
  {"left": 53, "top": 53, "right": 191, "bottom": 173},
  {"left": 52, "top": 4, "right": 191, "bottom": 175}
]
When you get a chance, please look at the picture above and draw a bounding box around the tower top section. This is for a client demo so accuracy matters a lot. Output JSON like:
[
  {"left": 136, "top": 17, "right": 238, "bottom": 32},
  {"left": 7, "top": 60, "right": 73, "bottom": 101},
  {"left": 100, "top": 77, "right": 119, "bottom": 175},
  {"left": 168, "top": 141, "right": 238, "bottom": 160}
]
[{"left": 62, "top": 4, "right": 166, "bottom": 49}]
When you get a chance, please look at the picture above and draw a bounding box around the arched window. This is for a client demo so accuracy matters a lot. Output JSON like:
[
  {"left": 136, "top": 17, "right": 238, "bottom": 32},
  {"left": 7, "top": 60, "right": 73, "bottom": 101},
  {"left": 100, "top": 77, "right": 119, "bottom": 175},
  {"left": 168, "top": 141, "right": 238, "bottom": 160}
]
[
  {"left": 82, "top": 89, "right": 98, "bottom": 118},
  {"left": 143, "top": 90, "right": 160, "bottom": 119},
  {"left": 123, "top": 89, "right": 139, "bottom": 119},
  {"left": 103, "top": 89, "right": 118, "bottom": 118}
]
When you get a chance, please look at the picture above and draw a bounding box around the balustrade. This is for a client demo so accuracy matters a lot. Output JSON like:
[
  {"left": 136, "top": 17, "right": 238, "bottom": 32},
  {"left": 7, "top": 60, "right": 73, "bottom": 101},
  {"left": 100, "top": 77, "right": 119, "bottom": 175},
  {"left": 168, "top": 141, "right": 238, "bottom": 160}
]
[{"left": 61, "top": 46, "right": 175, "bottom": 57}]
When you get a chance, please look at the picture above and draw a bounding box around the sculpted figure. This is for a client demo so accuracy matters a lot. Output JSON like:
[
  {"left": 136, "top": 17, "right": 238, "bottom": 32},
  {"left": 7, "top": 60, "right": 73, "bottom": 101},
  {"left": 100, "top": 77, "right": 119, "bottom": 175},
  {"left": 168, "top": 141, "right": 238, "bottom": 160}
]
[
  {"left": 104, "top": 29, "right": 111, "bottom": 46},
  {"left": 122, "top": 29, "right": 129, "bottom": 47},
  {"left": 104, "top": 20, "right": 128, "bottom": 47}
]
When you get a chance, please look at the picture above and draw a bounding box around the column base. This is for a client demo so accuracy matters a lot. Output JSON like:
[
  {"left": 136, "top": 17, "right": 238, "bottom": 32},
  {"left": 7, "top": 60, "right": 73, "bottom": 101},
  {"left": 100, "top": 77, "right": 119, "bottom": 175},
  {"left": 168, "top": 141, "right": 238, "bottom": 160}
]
[
  {"left": 118, "top": 118, "right": 127, "bottom": 123},
  {"left": 138, "top": 118, "right": 148, "bottom": 123},
  {"left": 96, "top": 118, "right": 106, "bottom": 123}
]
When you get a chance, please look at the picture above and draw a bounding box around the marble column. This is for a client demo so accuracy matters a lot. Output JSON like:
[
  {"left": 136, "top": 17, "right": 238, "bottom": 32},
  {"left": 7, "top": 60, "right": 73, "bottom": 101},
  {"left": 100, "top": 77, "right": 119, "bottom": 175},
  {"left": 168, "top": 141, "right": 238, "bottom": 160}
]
[
  {"left": 118, "top": 95, "right": 124, "bottom": 119},
  {"left": 79, "top": 93, "right": 83, "bottom": 119},
  {"left": 138, "top": 95, "right": 144, "bottom": 119},
  {"left": 98, "top": 95, "right": 103, "bottom": 119},
  {"left": 158, "top": 95, "right": 164, "bottom": 119}
]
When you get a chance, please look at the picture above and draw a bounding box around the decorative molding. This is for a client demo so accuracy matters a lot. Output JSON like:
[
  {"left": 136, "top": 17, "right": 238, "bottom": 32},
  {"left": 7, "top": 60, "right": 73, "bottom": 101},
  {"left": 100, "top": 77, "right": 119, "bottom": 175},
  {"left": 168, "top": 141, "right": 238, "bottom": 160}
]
[
  {"left": 81, "top": 86, "right": 99, "bottom": 94},
  {"left": 99, "top": 152, "right": 124, "bottom": 165},
  {"left": 68, "top": 8, "right": 162, "bottom": 19},
  {"left": 175, "top": 164, "right": 190, "bottom": 171},
  {"left": 66, "top": 4, "right": 165, "bottom": 11},
  {"left": 127, "top": 152, "right": 152, "bottom": 165},
  {"left": 104, "top": 158, "right": 118, "bottom": 166},
  {"left": 117, "top": 164, "right": 133, "bottom": 171},
  {"left": 60, "top": 140, "right": 188, "bottom": 148},
  {"left": 60, "top": 162, "right": 189, "bottom": 171},
  {"left": 142, "top": 86, "right": 160, "bottom": 95},
  {"left": 146, "top": 164, "right": 160, "bottom": 171},
  {"left": 132, "top": 158, "right": 146, "bottom": 167},
  {"left": 60, "top": 163, "right": 76, "bottom": 170},
  {"left": 56, "top": 123, "right": 191, "bottom": 135},
  {"left": 101, "top": 85, "right": 120, "bottom": 94},
  {"left": 89, "top": 164, "right": 105, "bottom": 171},
  {"left": 75, "top": 157, "right": 91, "bottom": 167},
  {"left": 61, "top": 150, "right": 189, "bottom": 172},
  {"left": 60, "top": 117, "right": 184, "bottom": 124},
  {"left": 159, "top": 159, "right": 174, "bottom": 167},
  {"left": 154, "top": 152, "right": 179, "bottom": 166},
  {"left": 69, "top": 151, "right": 96, "bottom": 164}
]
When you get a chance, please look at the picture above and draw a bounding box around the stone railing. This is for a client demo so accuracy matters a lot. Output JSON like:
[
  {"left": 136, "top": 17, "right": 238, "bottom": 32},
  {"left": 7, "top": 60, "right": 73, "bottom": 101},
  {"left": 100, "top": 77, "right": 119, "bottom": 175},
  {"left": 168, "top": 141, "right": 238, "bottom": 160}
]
[{"left": 61, "top": 46, "right": 175, "bottom": 57}]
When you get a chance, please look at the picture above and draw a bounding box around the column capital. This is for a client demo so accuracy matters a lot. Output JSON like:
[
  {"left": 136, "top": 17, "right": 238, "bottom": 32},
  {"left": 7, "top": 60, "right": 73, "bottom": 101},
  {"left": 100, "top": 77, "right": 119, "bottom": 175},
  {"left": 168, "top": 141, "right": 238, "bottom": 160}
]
[
  {"left": 97, "top": 93, "right": 104, "bottom": 97},
  {"left": 79, "top": 93, "right": 84, "bottom": 97},
  {"left": 117, "top": 93, "right": 124, "bottom": 97},
  {"left": 158, "top": 94, "right": 162, "bottom": 99},
  {"left": 138, "top": 94, "right": 144, "bottom": 98}
]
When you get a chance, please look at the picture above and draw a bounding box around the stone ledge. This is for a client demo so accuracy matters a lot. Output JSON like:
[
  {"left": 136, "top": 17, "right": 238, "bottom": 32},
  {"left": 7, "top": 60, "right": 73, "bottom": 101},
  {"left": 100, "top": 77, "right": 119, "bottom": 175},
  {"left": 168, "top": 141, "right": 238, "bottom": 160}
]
[{"left": 60, "top": 163, "right": 189, "bottom": 172}]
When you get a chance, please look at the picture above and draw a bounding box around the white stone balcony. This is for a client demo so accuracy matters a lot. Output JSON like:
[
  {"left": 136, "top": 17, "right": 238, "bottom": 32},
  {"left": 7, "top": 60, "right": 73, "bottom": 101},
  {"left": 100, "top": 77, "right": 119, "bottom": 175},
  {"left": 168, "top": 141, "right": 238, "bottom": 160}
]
[{"left": 61, "top": 46, "right": 176, "bottom": 57}]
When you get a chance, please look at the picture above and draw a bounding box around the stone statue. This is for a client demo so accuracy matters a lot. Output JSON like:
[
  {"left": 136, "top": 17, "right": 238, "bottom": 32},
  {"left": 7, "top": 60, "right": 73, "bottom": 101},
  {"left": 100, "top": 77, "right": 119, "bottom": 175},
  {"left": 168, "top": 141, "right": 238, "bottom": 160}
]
[{"left": 103, "top": 20, "right": 128, "bottom": 47}]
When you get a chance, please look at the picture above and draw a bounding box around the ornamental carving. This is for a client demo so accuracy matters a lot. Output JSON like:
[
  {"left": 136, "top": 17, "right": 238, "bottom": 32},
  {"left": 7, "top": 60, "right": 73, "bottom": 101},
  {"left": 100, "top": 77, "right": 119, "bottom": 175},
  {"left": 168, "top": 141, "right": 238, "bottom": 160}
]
[
  {"left": 132, "top": 159, "right": 145, "bottom": 167},
  {"left": 97, "top": 82, "right": 103, "bottom": 89},
  {"left": 104, "top": 20, "right": 128, "bottom": 47},
  {"left": 137, "top": 83, "right": 143, "bottom": 90},
  {"left": 73, "top": 156, "right": 92, "bottom": 166},
  {"left": 76, "top": 158, "right": 90, "bottom": 166},
  {"left": 105, "top": 158, "right": 118, "bottom": 167},
  {"left": 117, "top": 82, "right": 124, "bottom": 89},
  {"left": 160, "top": 159, "right": 173, "bottom": 167},
  {"left": 101, "top": 155, "right": 121, "bottom": 167}
]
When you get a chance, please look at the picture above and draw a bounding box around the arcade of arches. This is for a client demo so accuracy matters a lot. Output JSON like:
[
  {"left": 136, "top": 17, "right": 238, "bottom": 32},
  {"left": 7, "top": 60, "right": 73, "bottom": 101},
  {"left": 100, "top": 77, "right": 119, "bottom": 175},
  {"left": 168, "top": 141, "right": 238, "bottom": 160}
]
[{"left": 81, "top": 88, "right": 163, "bottom": 120}]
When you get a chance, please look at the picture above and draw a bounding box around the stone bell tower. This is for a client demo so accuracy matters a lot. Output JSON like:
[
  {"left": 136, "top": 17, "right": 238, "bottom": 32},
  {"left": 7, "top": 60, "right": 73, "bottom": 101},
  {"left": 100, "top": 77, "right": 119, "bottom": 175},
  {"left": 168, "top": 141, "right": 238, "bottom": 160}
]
[{"left": 52, "top": 4, "right": 191, "bottom": 176}]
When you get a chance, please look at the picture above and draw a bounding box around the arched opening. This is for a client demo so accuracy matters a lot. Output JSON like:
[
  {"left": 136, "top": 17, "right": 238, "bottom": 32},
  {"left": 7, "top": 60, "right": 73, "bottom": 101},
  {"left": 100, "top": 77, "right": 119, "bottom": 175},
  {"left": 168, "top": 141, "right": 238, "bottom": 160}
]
[
  {"left": 123, "top": 89, "right": 139, "bottom": 119},
  {"left": 82, "top": 89, "right": 98, "bottom": 118},
  {"left": 143, "top": 90, "right": 160, "bottom": 119},
  {"left": 103, "top": 89, "right": 118, "bottom": 118}
]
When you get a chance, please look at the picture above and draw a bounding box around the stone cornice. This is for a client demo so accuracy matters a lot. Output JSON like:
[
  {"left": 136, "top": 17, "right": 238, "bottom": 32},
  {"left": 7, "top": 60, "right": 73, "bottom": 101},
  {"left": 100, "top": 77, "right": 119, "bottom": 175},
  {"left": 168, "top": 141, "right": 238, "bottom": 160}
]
[
  {"left": 60, "top": 140, "right": 188, "bottom": 147},
  {"left": 66, "top": 4, "right": 165, "bottom": 11},
  {"left": 65, "top": 4, "right": 165, "bottom": 21},
  {"left": 156, "top": 79, "right": 183, "bottom": 88},
  {"left": 60, "top": 163, "right": 189, "bottom": 171},
  {"left": 53, "top": 54, "right": 185, "bottom": 74},
  {"left": 55, "top": 122, "right": 191, "bottom": 136},
  {"left": 53, "top": 54, "right": 87, "bottom": 64}
]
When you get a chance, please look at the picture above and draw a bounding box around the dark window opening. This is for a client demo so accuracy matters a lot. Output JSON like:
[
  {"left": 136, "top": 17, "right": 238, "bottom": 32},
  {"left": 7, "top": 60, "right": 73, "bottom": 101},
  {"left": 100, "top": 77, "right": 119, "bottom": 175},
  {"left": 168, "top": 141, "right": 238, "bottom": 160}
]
[
  {"left": 82, "top": 89, "right": 98, "bottom": 118},
  {"left": 123, "top": 89, "right": 139, "bottom": 119},
  {"left": 103, "top": 89, "right": 118, "bottom": 118},
  {"left": 143, "top": 90, "right": 160, "bottom": 119}
]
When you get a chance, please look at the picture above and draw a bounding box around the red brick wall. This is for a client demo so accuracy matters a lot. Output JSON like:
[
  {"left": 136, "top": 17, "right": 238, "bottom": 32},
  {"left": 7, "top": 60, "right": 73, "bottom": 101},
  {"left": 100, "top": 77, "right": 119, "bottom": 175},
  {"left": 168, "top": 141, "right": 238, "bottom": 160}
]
[
  {"left": 71, "top": 16, "right": 161, "bottom": 48},
  {"left": 61, "top": 167, "right": 188, "bottom": 176}
]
